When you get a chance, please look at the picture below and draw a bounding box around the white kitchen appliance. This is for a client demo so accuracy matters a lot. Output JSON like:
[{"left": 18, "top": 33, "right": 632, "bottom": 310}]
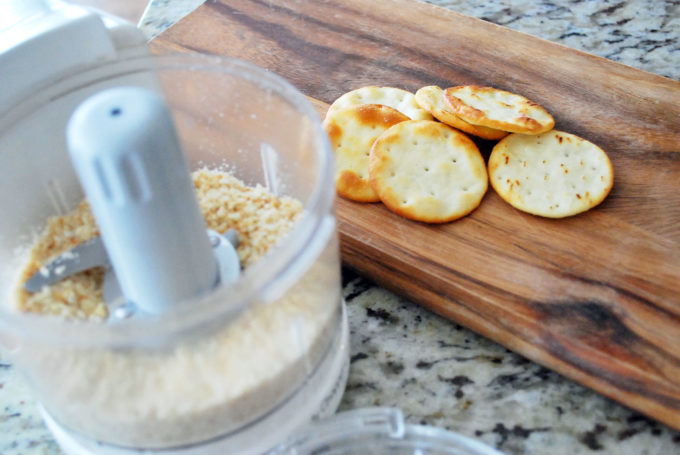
[{"left": 0, "top": 1, "right": 348, "bottom": 453}]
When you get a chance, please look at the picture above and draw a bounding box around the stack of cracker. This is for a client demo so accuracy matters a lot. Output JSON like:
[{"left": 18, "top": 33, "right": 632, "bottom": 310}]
[{"left": 323, "top": 84, "right": 613, "bottom": 222}]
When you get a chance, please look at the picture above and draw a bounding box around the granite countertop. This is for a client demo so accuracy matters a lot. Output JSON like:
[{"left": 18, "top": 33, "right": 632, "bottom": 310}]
[{"left": 2, "top": 1, "right": 679, "bottom": 454}]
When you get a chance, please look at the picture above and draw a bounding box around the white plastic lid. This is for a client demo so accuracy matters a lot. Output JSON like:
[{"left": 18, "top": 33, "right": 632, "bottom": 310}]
[{"left": 270, "top": 408, "right": 505, "bottom": 455}]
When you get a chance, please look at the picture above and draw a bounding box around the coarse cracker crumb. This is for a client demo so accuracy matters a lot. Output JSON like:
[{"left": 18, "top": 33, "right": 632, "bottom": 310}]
[
  {"left": 15, "top": 169, "right": 303, "bottom": 320},
  {"left": 11, "top": 169, "right": 339, "bottom": 447},
  {"left": 192, "top": 169, "right": 302, "bottom": 268}
]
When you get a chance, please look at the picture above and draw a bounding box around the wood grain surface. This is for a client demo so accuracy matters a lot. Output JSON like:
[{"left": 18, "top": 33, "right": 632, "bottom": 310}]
[{"left": 151, "top": 0, "right": 680, "bottom": 430}]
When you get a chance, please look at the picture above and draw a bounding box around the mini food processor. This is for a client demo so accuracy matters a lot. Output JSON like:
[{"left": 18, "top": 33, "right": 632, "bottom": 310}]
[{"left": 0, "top": 1, "right": 348, "bottom": 453}]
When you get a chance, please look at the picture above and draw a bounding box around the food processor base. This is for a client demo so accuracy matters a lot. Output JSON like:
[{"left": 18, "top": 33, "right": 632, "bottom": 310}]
[{"left": 41, "top": 302, "right": 350, "bottom": 455}]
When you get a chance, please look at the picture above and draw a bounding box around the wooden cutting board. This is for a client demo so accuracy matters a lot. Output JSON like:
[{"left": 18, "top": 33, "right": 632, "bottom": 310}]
[{"left": 150, "top": 0, "right": 680, "bottom": 430}]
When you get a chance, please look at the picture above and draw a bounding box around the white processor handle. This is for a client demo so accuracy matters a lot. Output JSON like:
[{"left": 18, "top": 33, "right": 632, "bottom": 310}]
[{"left": 66, "top": 87, "right": 219, "bottom": 314}]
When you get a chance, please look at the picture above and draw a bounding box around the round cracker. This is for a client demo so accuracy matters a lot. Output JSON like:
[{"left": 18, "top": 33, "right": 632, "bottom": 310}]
[
  {"left": 327, "top": 86, "right": 433, "bottom": 121},
  {"left": 488, "top": 130, "right": 614, "bottom": 218},
  {"left": 414, "top": 86, "right": 508, "bottom": 140},
  {"left": 369, "top": 120, "right": 488, "bottom": 223},
  {"left": 445, "top": 85, "right": 555, "bottom": 134},
  {"left": 324, "top": 104, "right": 409, "bottom": 202}
]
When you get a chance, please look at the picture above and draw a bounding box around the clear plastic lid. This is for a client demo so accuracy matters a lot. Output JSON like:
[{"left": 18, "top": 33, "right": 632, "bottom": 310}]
[{"left": 271, "top": 408, "right": 505, "bottom": 455}]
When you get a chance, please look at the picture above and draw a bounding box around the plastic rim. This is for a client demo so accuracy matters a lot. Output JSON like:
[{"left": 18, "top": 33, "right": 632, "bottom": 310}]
[
  {"left": 271, "top": 407, "right": 506, "bottom": 455},
  {"left": 0, "top": 53, "right": 335, "bottom": 348}
]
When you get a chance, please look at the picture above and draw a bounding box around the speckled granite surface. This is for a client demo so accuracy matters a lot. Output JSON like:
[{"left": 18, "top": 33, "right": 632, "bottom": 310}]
[
  {"left": 1, "top": 1, "right": 679, "bottom": 454},
  {"left": 339, "top": 269, "right": 680, "bottom": 454}
]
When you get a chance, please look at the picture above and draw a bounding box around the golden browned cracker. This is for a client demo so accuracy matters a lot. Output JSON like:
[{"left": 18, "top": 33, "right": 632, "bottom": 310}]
[
  {"left": 369, "top": 120, "right": 488, "bottom": 223},
  {"left": 445, "top": 85, "right": 554, "bottom": 134}
]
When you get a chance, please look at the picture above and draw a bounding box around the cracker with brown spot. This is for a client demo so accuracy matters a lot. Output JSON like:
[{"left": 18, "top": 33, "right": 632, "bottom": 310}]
[
  {"left": 327, "top": 86, "right": 433, "bottom": 121},
  {"left": 488, "top": 130, "right": 614, "bottom": 218},
  {"left": 445, "top": 85, "right": 555, "bottom": 134},
  {"left": 324, "top": 104, "right": 409, "bottom": 202},
  {"left": 369, "top": 120, "right": 488, "bottom": 223},
  {"left": 414, "top": 86, "right": 508, "bottom": 140}
]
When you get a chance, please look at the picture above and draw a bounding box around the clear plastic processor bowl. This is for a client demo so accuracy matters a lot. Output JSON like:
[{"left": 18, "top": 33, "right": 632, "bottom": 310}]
[{"left": 0, "top": 53, "right": 347, "bottom": 452}]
